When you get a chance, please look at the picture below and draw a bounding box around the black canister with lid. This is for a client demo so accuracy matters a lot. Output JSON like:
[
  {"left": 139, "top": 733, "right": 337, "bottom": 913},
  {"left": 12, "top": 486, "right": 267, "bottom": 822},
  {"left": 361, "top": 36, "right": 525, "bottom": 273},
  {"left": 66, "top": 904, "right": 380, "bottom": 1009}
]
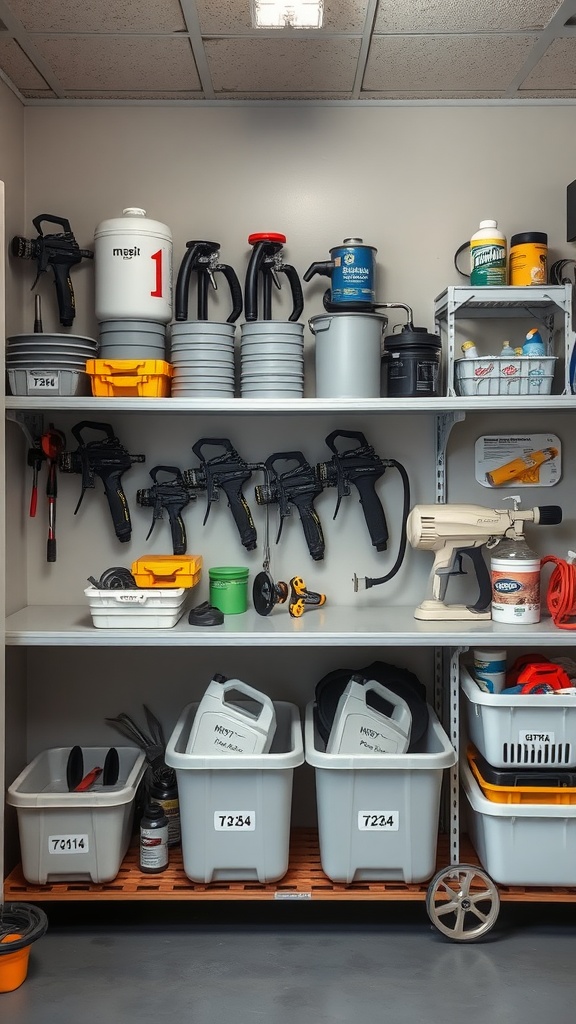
[{"left": 383, "top": 326, "right": 442, "bottom": 397}]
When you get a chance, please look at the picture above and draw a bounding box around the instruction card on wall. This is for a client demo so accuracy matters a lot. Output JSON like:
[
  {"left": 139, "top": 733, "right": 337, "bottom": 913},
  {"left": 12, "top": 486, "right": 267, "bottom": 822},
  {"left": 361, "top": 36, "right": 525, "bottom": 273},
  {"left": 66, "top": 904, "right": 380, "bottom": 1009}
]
[{"left": 475, "top": 433, "right": 562, "bottom": 488}]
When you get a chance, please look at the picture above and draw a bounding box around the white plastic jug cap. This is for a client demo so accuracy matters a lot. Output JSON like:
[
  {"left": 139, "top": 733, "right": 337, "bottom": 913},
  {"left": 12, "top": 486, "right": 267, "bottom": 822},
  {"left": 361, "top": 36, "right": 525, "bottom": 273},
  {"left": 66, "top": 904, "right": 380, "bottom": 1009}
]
[
  {"left": 479, "top": 219, "right": 498, "bottom": 229},
  {"left": 122, "top": 207, "right": 146, "bottom": 217}
]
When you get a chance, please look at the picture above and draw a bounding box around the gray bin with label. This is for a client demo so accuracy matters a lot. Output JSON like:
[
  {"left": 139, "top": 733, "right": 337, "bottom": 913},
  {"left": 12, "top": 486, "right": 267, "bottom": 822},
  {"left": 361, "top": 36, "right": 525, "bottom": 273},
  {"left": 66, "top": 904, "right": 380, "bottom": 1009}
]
[
  {"left": 7, "top": 746, "right": 146, "bottom": 884},
  {"left": 165, "top": 701, "right": 304, "bottom": 883},
  {"left": 305, "top": 702, "right": 455, "bottom": 884}
]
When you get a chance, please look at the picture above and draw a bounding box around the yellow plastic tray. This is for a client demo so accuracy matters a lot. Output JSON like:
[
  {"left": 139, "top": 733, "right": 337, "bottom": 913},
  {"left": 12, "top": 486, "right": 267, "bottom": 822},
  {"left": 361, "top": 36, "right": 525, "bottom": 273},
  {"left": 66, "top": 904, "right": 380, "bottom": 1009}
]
[
  {"left": 86, "top": 359, "right": 174, "bottom": 398},
  {"left": 131, "top": 554, "right": 203, "bottom": 589},
  {"left": 467, "top": 746, "right": 576, "bottom": 805}
]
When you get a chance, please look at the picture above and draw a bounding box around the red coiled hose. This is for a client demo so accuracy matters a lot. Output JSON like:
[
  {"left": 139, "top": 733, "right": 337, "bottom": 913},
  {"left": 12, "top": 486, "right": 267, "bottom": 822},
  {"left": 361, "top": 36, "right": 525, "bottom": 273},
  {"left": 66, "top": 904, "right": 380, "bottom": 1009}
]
[{"left": 542, "top": 555, "right": 576, "bottom": 630}]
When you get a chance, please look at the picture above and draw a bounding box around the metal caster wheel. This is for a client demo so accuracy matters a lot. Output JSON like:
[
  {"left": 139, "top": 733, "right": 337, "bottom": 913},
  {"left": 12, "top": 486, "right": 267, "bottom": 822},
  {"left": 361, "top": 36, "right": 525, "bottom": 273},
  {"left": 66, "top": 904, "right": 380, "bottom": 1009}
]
[{"left": 426, "top": 863, "right": 500, "bottom": 942}]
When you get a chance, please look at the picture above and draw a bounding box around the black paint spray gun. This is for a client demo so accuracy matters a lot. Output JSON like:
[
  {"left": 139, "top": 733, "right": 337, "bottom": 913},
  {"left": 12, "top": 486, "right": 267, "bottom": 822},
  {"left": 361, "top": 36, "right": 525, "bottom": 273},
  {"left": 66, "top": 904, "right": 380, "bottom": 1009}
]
[
  {"left": 254, "top": 451, "right": 325, "bottom": 561},
  {"left": 59, "top": 421, "right": 145, "bottom": 542},
  {"left": 244, "top": 232, "right": 304, "bottom": 322},
  {"left": 11, "top": 215, "right": 94, "bottom": 327},
  {"left": 174, "top": 240, "right": 243, "bottom": 323},
  {"left": 136, "top": 466, "right": 196, "bottom": 555},
  {"left": 316, "top": 430, "right": 411, "bottom": 593},
  {"left": 183, "top": 439, "right": 260, "bottom": 551}
]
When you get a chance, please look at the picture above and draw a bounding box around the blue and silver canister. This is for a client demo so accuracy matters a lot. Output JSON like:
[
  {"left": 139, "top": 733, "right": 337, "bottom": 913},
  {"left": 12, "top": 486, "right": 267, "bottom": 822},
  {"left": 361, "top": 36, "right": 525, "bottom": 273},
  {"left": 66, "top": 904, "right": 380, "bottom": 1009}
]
[
  {"left": 304, "top": 237, "right": 377, "bottom": 308},
  {"left": 330, "top": 238, "right": 376, "bottom": 306}
]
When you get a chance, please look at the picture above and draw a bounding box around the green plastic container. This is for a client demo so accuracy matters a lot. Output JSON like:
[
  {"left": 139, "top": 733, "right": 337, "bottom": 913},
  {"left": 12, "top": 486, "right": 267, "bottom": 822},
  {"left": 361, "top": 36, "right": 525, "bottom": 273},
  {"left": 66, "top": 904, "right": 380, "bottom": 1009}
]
[{"left": 209, "top": 567, "right": 249, "bottom": 615}]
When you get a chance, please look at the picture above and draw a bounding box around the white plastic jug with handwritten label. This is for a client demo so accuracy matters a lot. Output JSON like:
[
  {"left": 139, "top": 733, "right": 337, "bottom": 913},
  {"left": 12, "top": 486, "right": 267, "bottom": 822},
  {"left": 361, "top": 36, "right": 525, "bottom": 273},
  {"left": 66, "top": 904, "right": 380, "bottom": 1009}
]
[
  {"left": 326, "top": 677, "right": 412, "bottom": 755},
  {"left": 186, "top": 675, "right": 277, "bottom": 755}
]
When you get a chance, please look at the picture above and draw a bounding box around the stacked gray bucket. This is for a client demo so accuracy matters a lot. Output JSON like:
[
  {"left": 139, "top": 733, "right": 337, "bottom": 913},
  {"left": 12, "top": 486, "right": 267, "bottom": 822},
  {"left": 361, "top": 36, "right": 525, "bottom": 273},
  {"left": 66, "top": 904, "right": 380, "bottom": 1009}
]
[
  {"left": 98, "top": 320, "right": 167, "bottom": 359},
  {"left": 240, "top": 322, "right": 305, "bottom": 398},
  {"left": 169, "top": 323, "right": 236, "bottom": 397}
]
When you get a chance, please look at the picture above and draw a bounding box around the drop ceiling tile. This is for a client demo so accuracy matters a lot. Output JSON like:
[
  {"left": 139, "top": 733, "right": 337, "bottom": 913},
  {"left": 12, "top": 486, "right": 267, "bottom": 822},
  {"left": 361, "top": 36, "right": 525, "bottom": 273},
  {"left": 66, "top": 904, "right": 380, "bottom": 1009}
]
[
  {"left": 373, "top": 0, "right": 562, "bottom": 33},
  {"left": 21, "top": 89, "right": 58, "bottom": 97},
  {"left": 205, "top": 37, "right": 361, "bottom": 92},
  {"left": 32, "top": 35, "right": 201, "bottom": 92},
  {"left": 5, "top": 0, "right": 187, "bottom": 33},
  {"left": 196, "top": 0, "right": 368, "bottom": 33},
  {"left": 363, "top": 34, "right": 537, "bottom": 92},
  {"left": 0, "top": 36, "right": 48, "bottom": 89},
  {"left": 520, "top": 38, "right": 576, "bottom": 89}
]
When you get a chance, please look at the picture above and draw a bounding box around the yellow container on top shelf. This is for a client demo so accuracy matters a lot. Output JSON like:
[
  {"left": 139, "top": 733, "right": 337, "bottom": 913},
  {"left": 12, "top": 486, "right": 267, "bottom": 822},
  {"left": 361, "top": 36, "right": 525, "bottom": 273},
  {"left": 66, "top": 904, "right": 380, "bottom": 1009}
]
[
  {"left": 86, "top": 359, "right": 174, "bottom": 397},
  {"left": 131, "top": 554, "right": 202, "bottom": 589}
]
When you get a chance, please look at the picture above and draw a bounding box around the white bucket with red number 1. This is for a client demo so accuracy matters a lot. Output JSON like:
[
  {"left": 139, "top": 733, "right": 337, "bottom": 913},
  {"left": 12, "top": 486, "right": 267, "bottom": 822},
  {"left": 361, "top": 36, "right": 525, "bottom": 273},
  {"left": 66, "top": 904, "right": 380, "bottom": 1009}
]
[{"left": 94, "top": 208, "right": 173, "bottom": 323}]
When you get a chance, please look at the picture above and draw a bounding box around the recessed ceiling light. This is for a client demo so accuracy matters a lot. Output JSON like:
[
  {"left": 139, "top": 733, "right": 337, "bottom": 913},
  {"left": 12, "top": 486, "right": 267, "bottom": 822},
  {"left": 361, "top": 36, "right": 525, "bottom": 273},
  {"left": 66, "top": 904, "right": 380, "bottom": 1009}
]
[{"left": 251, "top": 0, "right": 324, "bottom": 29}]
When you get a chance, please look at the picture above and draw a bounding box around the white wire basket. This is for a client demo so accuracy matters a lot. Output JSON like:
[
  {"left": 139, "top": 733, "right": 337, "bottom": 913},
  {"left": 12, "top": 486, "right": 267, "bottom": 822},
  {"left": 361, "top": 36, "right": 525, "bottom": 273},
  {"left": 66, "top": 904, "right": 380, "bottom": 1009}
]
[{"left": 454, "top": 355, "right": 557, "bottom": 396}]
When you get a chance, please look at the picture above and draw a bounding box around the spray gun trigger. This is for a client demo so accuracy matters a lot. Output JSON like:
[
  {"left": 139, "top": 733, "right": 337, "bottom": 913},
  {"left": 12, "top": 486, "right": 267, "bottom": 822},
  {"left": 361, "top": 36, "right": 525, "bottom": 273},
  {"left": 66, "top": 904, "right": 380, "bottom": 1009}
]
[{"left": 271, "top": 268, "right": 282, "bottom": 290}]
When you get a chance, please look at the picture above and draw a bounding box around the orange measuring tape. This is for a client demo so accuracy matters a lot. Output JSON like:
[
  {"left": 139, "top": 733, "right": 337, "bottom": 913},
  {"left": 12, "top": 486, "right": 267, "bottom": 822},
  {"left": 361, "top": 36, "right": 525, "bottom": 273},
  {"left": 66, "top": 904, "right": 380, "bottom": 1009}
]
[{"left": 542, "top": 555, "right": 576, "bottom": 630}]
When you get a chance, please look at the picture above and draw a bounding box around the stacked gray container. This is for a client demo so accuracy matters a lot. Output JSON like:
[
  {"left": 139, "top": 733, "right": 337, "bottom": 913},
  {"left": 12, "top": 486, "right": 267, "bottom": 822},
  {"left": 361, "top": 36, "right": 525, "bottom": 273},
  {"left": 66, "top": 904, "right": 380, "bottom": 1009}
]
[
  {"left": 169, "top": 322, "right": 236, "bottom": 398},
  {"left": 240, "top": 322, "right": 305, "bottom": 398}
]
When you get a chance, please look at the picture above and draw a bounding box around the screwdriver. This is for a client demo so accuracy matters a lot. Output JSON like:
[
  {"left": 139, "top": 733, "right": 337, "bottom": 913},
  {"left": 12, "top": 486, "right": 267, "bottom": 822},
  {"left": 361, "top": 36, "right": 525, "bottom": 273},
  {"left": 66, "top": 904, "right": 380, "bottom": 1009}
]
[
  {"left": 27, "top": 446, "right": 44, "bottom": 517},
  {"left": 41, "top": 425, "right": 66, "bottom": 563}
]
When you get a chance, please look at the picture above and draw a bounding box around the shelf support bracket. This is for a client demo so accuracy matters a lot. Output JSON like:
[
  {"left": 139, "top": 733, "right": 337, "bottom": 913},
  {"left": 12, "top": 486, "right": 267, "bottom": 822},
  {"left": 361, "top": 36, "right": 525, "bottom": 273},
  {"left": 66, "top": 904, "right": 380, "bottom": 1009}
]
[
  {"left": 6, "top": 411, "right": 44, "bottom": 448},
  {"left": 435, "top": 411, "right": 465, "bottom": 503},
  {"left": 444, "top": 645, "right": 468, "bottom": 865}
]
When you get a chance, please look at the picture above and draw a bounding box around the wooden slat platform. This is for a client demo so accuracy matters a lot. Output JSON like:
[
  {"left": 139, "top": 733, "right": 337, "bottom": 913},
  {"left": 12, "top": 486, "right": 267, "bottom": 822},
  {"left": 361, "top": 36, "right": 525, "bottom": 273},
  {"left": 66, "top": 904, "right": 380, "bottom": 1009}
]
[{"left": 5, "top": 830, "right": 576, "bottom": 903}]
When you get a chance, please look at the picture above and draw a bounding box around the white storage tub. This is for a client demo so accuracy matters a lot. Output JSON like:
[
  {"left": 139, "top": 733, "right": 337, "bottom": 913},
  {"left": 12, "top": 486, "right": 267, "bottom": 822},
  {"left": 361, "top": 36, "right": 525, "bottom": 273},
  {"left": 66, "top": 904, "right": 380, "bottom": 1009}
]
[
  {"left": 462, "top": 756, "right": 576, "bottom": 886},
  {"left": 305, "top": 702, "right": 455, "bottom": 884},
  {"left": 7, "top": 746, "right": 146, "bottom": 884},
  {"left": 7, "top": 368, "right": 91, "bottom": 397},
  {"left": 454, "top": 355, "right": 556, "bottom": 396},
  {"left": 165, "top": 700, "right": 304, "bottom": 884},
  {"left": 84, "top": 585, "right": 190, "bottom": 628},
  {"left": 461, "top": 664, "right": 576, "bottom": 768}
]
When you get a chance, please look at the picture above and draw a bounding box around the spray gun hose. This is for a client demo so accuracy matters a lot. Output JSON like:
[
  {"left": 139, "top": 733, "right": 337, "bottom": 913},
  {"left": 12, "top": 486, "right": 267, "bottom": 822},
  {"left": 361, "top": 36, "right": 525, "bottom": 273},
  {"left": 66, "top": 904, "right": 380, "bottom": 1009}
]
[{"left": 357, "top": 461, "right": 411, "bottom": 590}]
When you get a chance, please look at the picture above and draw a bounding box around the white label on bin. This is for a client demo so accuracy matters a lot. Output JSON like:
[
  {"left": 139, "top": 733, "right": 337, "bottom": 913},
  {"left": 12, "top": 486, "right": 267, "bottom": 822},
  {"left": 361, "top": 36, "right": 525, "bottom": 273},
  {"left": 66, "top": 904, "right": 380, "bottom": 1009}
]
[
  {"left": 519, "top": 730, "right": 555, "bottom": 748},
  {"left": 27, "top": 371, "right": 59, "bottom": 391},
  {"left": 358, "top": 812, "right": 399, "bottom": 831},
  {"left": 214, "top": 812, "right": 255, "bottom": 831},
  {"left": 48, "top": 834, "right": 90, "bottom": 854}
]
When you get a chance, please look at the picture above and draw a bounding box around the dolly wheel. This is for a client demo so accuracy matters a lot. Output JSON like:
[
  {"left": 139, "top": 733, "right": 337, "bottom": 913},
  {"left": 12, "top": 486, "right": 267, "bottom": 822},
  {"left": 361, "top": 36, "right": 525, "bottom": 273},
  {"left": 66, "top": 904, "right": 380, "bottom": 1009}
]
[{"left": 426, "top": 863, "right": 500, "bottom": 942}]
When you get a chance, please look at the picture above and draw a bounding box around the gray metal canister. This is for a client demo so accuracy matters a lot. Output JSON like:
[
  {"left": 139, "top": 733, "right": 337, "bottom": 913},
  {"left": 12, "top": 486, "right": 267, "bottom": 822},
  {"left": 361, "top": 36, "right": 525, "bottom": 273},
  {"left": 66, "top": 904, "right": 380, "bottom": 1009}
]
[{"left": 309, "top": 312, "right": 387, "bottom": 398}]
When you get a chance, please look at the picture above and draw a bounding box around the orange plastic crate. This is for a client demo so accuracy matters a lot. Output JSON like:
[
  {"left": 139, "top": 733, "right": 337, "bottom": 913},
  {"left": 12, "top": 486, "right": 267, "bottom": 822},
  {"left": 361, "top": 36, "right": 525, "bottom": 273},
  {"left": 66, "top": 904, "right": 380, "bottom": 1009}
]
[
  {"left": 86, "top": 359, "right": 174, "bottom": 397},
  {"left": 131, "top": 554, "right": 202, "bottom": 589},
  {"left": 467, "top": 745, "right": 576, "bottom": 805}
]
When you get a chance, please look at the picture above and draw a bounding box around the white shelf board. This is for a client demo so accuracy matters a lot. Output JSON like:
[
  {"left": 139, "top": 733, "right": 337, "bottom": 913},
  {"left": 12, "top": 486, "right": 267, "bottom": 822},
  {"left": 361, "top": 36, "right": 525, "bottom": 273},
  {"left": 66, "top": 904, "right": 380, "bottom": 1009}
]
[
  {"left": 5, "top": 395, "right": 576, "bottom": 414},
  {"left": 5, "top": 603, "right": 571, "bottom": 647}
]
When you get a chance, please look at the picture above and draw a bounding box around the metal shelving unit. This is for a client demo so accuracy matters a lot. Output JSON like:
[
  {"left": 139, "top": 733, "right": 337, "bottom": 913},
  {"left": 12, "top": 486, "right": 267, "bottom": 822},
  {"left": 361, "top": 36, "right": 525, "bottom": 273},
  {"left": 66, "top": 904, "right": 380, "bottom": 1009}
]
[
  {"left": 435, "top": 283, "right": 575, "bottom": 397},
  {"left": 3, "top": 327, "right": 576, "bottom": 942}
]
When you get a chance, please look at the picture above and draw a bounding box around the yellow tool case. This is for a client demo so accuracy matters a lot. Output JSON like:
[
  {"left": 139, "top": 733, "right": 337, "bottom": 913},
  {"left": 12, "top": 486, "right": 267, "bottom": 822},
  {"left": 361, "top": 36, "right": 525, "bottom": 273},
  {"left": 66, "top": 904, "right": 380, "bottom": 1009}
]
[
  {"left": 130, "top": 554, "right": 203, "bottom": 589},
  {"left": 86, "top": 359, "right": 174, "bottom": 397}
]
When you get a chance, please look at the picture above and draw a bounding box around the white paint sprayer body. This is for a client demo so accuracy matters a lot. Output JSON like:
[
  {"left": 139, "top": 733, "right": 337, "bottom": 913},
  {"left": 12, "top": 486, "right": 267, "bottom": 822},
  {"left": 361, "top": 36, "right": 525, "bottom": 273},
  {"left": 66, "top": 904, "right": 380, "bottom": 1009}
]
[
  {"left": 406, "top": 500, "right": 561, "bottom": 620},
  {"left": 94, "top": 208, "right": 173, "bottom": 323}
]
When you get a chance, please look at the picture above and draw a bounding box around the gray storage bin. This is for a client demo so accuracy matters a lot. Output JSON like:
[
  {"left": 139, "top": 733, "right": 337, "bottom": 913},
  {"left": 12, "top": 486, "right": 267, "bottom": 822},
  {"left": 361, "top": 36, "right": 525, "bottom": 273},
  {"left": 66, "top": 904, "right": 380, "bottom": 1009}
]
[
  {"left": 461, "top": 664, "right": 576, "bottom": 768},
  {"left": 165, "top": 700, "right": 304, "bottom": 883},
  {"left": 462, "top": 756, "right": 576, "bottom": 886},
  {"left": 305, "top": 702, "right": 455, "bottom": 884},
  {"left": 7, "top": 746, "right": 146, "bottom": 884}
]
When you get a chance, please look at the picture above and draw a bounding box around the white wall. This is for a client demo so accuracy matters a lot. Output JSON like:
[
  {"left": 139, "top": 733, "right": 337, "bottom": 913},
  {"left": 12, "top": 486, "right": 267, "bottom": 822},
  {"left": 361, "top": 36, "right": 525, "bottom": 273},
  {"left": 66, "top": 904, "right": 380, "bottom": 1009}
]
[{"left": 21, "top": 104, "right": 576, "bottom": 340}]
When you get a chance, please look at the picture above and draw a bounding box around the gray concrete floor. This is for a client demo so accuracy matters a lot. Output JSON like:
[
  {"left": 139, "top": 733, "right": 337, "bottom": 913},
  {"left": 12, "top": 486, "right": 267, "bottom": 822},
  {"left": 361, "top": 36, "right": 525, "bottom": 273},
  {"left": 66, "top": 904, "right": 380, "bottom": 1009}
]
[{"left": 3, "top": 904, "right": 576, "bottom": 1022}]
